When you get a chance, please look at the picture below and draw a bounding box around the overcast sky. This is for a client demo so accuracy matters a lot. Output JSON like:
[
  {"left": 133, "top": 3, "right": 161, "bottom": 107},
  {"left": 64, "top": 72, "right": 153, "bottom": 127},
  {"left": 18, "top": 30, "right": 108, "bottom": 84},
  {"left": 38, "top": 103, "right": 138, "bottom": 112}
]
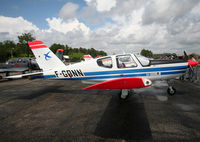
[{"left": 0, "top": 0, "right": 200, "bottom": 55}]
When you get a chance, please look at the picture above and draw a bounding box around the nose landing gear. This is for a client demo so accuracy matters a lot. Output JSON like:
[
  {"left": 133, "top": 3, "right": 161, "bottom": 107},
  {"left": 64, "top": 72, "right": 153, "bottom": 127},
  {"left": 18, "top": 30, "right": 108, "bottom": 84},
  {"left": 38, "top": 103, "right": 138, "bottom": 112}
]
[
  {"left": 119, "top": 89, "right": 134, "bottom": 100},
  {"left": 167, "top": 80, "right": 176, "bottom": 96}
]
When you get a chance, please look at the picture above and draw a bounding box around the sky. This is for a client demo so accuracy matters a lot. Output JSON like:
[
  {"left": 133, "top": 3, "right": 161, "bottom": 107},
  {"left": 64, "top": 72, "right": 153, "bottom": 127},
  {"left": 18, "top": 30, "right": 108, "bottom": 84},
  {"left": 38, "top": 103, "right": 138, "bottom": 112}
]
[{"left": 0, "top": 0, "right": 200, "bottom": 55}]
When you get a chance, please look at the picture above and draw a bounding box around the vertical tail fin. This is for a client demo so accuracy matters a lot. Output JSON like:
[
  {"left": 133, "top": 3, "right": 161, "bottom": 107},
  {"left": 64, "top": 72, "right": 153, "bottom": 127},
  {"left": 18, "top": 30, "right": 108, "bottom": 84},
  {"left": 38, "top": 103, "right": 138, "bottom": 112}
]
[
  {"left": 56, "top": 49, "right": 64, "bottom": 61},
  {"left": 28, "top": 40, "right": 66, "bottom": 71}
]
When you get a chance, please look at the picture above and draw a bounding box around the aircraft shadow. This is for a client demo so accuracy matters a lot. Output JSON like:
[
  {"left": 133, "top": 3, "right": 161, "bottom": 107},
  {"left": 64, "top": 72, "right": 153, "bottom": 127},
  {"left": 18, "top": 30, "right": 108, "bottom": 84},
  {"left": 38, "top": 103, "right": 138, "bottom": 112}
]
[
  {"left": 94, "top": 94, "right": 152, "bottom": 141},
  {"left": 17, "top": 85, "right": 62, "bottom": 100}
]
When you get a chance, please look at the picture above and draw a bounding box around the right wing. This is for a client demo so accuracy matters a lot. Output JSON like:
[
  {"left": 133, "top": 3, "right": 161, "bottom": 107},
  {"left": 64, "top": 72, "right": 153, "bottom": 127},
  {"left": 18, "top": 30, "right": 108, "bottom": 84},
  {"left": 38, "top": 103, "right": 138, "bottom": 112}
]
[{"left": 83, "top": 77, "right": 152, "bottom": 90}]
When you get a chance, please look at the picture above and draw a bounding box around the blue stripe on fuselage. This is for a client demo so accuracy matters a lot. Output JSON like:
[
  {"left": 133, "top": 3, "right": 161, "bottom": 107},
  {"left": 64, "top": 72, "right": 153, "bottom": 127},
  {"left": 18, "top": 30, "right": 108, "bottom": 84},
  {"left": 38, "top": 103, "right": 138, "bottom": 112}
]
[
  {"left": 84, "top": 65, "right": 188, "bottom": 76},
  {"left": 40, "top": 70, "right": 186, "bottom": 80},
  {"left": 161, "top": 70, "right": 185, "bottom": 75},
  {"left": 64, "top": 73, "right": 147, "bottom": 80}
]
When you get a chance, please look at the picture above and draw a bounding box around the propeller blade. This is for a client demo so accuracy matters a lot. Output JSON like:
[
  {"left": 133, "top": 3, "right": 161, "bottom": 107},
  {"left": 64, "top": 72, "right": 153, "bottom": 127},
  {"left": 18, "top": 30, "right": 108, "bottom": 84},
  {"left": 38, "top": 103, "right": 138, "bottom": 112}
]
[{"left": 184, "top": 51, "right": 188, "bottom": 60}]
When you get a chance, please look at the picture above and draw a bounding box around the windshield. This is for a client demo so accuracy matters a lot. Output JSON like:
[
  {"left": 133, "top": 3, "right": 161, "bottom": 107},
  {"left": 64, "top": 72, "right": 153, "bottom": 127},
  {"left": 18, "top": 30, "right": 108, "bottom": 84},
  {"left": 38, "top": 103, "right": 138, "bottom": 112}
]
[
  {"left": 135, "top": 54, "right": 150, "bottom": 66},
  {"left": 97, "top": 57, "right": 112, "bottom": 68}
]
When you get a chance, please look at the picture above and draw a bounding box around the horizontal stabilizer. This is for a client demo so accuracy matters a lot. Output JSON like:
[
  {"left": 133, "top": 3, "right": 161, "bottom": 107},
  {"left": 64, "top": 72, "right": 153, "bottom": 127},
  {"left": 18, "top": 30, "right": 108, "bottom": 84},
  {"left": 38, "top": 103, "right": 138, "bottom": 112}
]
[
  {"left": 83, "top": 77, "right": 152, "bottom": 90},
  {"left": 4, "top": 72, "right": 43, "bottom": 79}
]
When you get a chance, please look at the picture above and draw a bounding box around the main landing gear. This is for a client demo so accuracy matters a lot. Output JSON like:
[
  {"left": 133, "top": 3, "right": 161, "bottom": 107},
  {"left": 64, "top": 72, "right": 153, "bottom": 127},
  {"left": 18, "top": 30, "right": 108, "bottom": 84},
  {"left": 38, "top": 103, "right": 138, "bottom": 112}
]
[
  {"left": 119, "top": 89, "right": 133, "bottom": 100},
  {"left": 167, "top": 80, "right": 176, "bottom": 96}
]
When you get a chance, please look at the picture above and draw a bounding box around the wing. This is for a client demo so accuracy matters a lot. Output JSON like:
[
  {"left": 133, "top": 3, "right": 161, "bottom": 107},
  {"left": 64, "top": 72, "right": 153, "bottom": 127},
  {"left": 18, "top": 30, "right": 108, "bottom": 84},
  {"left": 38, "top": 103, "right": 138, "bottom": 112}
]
[
  {"left": 5, "top": 72, "right": 43, "bottom": 79},
  {"left": 6, "top": 68, "right": 28, "bottom": 72},
  {"left": 83, "top": 77, "right": 152, "bottom": 90}
]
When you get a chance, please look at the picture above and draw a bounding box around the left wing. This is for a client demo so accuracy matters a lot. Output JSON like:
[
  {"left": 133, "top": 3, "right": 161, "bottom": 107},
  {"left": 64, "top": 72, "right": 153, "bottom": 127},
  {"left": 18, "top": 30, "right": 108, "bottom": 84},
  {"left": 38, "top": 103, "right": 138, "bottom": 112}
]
[{"left": 83, "top": 77, "right": 152, "bottom": 90}]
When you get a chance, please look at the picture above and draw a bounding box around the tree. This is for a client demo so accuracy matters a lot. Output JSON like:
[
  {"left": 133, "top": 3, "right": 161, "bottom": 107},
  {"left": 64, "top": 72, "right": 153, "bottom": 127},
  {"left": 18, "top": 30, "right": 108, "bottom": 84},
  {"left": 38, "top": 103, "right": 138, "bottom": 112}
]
[
  {"left": 50, "top": 43, "right": 65, "bottom": 53},
  {"left": 88, "top": 48, "right": 97, "bottom": 57},
  {"left": 0, "top": 34, "right": 107, "bottom": 62},
  {"left": 18, "top": 33, "right": 35, "bottom": 57},
  {"left": 3, "top": 40, "right": 16, "bottom": 58},
  {"left": 69, "top": 52, "right": 84, "bottom": 62},
  {"left": 0, "top": 40, "right": 16, "bottom": 62},
  {"left": 140, "top": 49, "right": 153, "bottom": 58}
]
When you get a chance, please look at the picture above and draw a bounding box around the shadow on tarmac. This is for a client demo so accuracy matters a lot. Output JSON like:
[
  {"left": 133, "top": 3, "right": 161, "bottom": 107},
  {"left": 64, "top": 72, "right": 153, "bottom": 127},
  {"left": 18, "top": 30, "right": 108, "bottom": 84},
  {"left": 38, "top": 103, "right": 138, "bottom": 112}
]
[{"left": 94, "top": 94, "right": 152, "bottom": 141}]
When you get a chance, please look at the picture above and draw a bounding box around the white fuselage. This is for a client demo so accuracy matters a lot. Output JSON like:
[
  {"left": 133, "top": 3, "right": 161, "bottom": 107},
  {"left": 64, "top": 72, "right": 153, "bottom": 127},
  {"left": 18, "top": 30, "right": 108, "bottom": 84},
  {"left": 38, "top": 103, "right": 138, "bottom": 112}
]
[{"left": 42, "top": 54, "right": 188, "bottom": 83}]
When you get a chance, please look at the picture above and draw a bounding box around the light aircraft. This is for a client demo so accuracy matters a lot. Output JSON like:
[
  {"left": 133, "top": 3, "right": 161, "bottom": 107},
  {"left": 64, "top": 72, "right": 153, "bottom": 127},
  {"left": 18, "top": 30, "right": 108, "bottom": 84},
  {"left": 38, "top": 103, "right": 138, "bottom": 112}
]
[
  {"left": 0, "top": 57, "right": 39, "bottom": 79},
  {"left": 83, "top": 55, "right": 93, "bottom": 61},
  {"left": 55, "top": 49, "right": 64, "bottom": 61},
  {"left": 6, "top": 40, "right": 199, "bottom": 99},
  {"left": 0, "top": 49, "right": 66, "bottom": 79}
]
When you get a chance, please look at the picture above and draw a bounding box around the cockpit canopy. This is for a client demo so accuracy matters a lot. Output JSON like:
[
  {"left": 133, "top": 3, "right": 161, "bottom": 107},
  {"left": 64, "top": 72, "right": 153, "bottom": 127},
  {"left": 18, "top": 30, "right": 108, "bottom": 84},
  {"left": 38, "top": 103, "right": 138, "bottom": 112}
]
[{"left": 96, "top": 53, "right": 187, "bottom": 69}]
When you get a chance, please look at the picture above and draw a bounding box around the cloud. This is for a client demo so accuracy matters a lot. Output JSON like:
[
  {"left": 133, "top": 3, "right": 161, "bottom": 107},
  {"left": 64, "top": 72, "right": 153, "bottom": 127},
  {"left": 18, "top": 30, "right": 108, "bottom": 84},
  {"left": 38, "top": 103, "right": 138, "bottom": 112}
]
[
  {"left": 84, "top": 0, "right": 116, "bottom": 12},
  {"left": 0, "top": 16, "right": 38, "bottom": 34},
  {"left": 79, "top": 6, "right": 100, "bottom": 25},
  {"left": 96, "top": 0, "right": 116, "bottom": 12},
  {"left": 142, "top": 0, "right": 199, "bottom": 25},
  {"left": 0, "top": 16, "right": 38, "bottom": 41},
  {"left": 1, "top": 0, "right": 200, "bottom": 55},
  {"left": 84, "top": 0, "right": 94, "bottom": 5},
  {"left": 79, "top": 0, "right": 146, "bottom": 26},
  {"left": 59, "top": 2, "right": 79, "bottom": 19},
  {"left": 46, "top": 17, "right": 90, "bottom": 35}
]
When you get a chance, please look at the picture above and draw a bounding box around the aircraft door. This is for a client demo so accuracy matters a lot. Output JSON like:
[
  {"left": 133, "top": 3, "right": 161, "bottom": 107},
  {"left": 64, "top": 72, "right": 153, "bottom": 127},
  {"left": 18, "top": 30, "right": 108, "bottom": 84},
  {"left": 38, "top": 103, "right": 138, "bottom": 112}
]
[
  {"left": 116, "top": 54, "right": 137, "bottom": 77},
  {"left": 116, "top": 54, "right": 137, "bottom": 68}
]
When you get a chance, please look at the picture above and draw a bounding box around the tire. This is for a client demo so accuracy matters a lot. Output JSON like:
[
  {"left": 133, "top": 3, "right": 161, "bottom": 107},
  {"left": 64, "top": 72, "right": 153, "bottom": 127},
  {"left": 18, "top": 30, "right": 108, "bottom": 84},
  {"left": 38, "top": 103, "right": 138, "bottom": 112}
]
[
  {"left": 167, "top": 87, "right": 176, "bottom": 96},
  {"left": 118, "top": 90, "right": 131, "bottom": 100}
]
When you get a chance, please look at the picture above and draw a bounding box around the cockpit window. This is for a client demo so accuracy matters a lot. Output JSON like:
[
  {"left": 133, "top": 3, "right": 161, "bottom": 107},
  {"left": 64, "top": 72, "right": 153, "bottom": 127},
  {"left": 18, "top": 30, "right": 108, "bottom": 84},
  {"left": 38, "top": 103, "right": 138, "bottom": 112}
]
[
  {"left": 135, "top": 54, "right": 150, "bottom": 66},
  {"left": 116, "top": 54, "right": 137, "bottom": 68},
  {"left": 97, "top": 57, "right": 112, "bottom": 68}
]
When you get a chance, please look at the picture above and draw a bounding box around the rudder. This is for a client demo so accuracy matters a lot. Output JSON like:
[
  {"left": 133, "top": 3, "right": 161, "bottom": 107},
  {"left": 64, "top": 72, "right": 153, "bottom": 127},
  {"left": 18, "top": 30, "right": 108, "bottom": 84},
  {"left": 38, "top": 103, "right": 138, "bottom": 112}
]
[{"left": 28, "top": 40, "right": 66, "bottom": 71}]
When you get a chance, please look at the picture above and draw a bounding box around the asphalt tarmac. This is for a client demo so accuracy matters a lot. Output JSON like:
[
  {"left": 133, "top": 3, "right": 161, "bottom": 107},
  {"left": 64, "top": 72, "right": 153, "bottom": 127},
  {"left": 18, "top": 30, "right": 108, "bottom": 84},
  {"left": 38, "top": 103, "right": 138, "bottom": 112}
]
[{"left": 0, "top": 78, "right": 199, "bottom": 142}]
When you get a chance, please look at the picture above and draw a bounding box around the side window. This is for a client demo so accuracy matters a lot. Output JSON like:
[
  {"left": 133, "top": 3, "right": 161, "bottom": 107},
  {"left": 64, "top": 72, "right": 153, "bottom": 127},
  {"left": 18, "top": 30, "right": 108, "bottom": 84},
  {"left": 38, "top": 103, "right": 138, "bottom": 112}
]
[
  {"left": 97, "top": 57, "right": 112, "bottom": 68},
  {"left": 116, "top": 55, "right": 137, "bottom": 68},
  {"left": 135, "top": 54, "right": 150, "bottom": 66}
]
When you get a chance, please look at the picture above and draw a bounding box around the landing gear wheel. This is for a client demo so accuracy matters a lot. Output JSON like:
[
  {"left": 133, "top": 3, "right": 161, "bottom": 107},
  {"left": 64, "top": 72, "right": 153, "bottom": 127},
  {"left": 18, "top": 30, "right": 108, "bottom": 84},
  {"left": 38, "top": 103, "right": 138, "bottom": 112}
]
[
  {"left": 167, "top": 86, "right": 176, "bottom": 96},
  {"left": 119, "top": 89, "right": 131, "bottom": 100}
]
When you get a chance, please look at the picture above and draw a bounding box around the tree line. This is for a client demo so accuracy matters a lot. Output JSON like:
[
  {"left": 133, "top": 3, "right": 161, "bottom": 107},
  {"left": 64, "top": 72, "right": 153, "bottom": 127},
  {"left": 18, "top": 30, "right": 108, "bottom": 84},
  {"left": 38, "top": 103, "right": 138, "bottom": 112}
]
[
  {"left": 140, "top": 49, "right": 177, "bottom": 59},
  {"left": 0, "top": 33, "right": 107, "bottom": 62},
  {"left": 50, "top": 43, "right": 107, "bottom": 62}
]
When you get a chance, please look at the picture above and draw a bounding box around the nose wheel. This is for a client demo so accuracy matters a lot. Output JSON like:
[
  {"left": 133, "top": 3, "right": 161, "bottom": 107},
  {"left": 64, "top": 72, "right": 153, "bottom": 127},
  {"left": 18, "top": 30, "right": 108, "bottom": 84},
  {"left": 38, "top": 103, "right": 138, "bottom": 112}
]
[
  {"left": 119, "top": 89, "right": 134, "bottom": 100},
  {"left": 167, "top": 86, "right": 176, "bottom": 96}
]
